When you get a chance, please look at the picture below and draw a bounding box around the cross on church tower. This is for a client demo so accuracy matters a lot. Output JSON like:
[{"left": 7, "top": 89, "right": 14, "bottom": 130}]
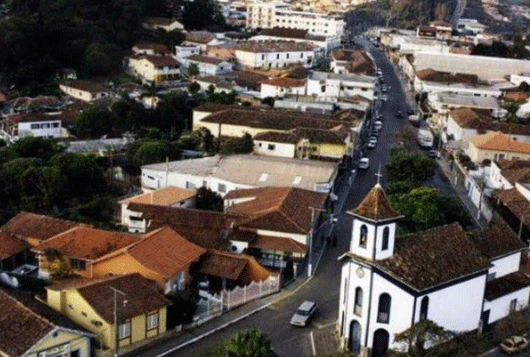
[{"left": 375, "top": 163, "right": 383, "bottom": 186}]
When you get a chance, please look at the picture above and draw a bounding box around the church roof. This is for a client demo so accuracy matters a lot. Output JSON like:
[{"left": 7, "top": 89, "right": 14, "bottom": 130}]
[
  {"left": 347, "top": 184, "right": 402, "bottom": 222},
  {"left": 375, "top": 222, "right": 490, "bottom": 291}
]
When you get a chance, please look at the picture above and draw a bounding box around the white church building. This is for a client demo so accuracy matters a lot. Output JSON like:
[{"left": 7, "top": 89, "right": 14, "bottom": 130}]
[{"left": 338, "top": 183, "right": 530, "bottom": 357}]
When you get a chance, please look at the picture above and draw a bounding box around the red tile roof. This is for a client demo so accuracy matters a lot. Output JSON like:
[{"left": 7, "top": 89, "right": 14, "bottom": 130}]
[
  {"left": 61, "top": 80, "right": 110, "bottom": 93},
  {"left": 118, "top": 186, "right": 196, "bottom": 206},
  {"left": 1, "top": 212, "right": 81, "bottom": 243},
  {"left": 468, "top": 219, "right": 526, "bottom": 259},
  {"left": 261, "top": 78, "right": 306, "bottom": 88},
  {"left": 0, "top": 231, "right": 28, "bottom": 261},
  {"left": 133, "top": 43, "right": 170, "bottom": 53},
  {"left": 347, "top": 184, "right": 403, "bottom": 222},
  {"left": 33, "top": 226, "right": 140, "bottom": 261},
  {"left": 485, "top": 271, "right": 530, "bottom": 301},
  {"left": 198, "top": 250, "right": 270, "bottom": 284},
  {"left": 249, "top": 235, "right": 306, "bottom": 254},
  {"left": 187, "top": 55, "right": 225, "bottom": 65}
]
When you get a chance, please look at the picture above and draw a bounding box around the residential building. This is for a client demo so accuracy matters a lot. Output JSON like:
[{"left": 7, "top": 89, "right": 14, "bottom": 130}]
[
  {"left": 184, "top": 31, "right": 222, "bottom": 52},
  {"left": 13, "top": 112, "right": 63, "bottom": 139},
  {"left": 488, "top": 160, "right": 530, "bottom": 190},
  {"left": 65, "top": 135, "right": 135, "bottom": 157},
  {"left": 0, "top": 288, "right": 93, "bottom": 357},
  {"left": 119, "top": 186, "right": 196, "bottom": 232},
  {"left": 195, "top": 76, "right": 244, "bottom": 93},
  {"left": 457, "top": 18, "right": 487, "bottom": 33},
  {"left": 250, "top": 27, "right": 341, "bottom": 54},
  {"left": 260, "top": 78, "right": 307, "bottom": 98},
  {"left": 338, "top": 183, "right": 530, "bottom": 356},
  {"left": 468, "top": 131, "right": 530, "bottom": 162},
  {"left": 307, "top": 71, "right": 376, "bottom": 101},
  {"left": 142, "top": 17, "right": 184, "bottom": 32},
  {"left": 429, "top": 20, "right": 452, "bottom": 39},
  {"left": 0, "top": 231, "right": 31, "bottom": 271},
  {"left": 127, "top": 55, "right": 180, "bottom": 84},
  {"left": 428, "top": 93, "right": 501, "bottom": 116},
  {"left": 81, "top": 227, "right": 206, "bottom": 293},
  {"left": 132, "top": 43, "right": 171, "bottom": 56},
  {"left": 180, "top": 55, "right": 233, "bottom": 76},
  {"left": 45, "top": 273, "right": 170, "bottom": 351},
  {"left": 235, "top": 41, "right": 318, "bottom": 70},
  {"left": 59, "top": 80, "right": 112, "bottom": 102},
  {"left": 331, "top": 49, "right": 375, "bottom": 75},
  {"left": 246, "top": 2, "right": 345, "bottom": 37},
  {"left": 274, "top": 97, "right": 335, "bottom": 115},
  {"left": 175, "top": 45, "right": 200, "bottom": 59},
  {"left": 1, "top": 212, "right": 81, "bottom": 247},
  {"left": 495, "top": 181, "right": 530, "bottom": 242},
  {"left": 141, "top": 154, "right": 338, "bottom": 194}
]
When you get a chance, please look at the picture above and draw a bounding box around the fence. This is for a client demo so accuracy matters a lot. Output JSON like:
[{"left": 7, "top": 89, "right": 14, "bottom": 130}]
[{"left": 222, "top": 274, "right": 280, "bottom": 310}]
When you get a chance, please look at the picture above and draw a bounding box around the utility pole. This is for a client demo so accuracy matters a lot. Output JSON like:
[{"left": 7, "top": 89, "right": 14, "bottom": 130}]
[
  {"left": 111, "top": 287, "right": 126, "bottom": 357},
  {"left": 308, "top": 206, "right": 330, "bottom": 277}
]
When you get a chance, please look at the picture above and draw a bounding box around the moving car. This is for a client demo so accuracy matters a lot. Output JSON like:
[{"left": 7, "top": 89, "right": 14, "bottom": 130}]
[
  {"left": 367, "top": 136, "right": 377, "bottom": 148},
  {"left": 358, "top": 158, "right": 370, "bottom": 169},
  {"left": 500, "top": 336, "right": 529, "bottom": 354},
  {"left": 290, "top": 301, "right": 317, "bottom": 326}
]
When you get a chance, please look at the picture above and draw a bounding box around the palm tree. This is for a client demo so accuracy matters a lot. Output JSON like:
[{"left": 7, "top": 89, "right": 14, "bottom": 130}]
[{"left": 221, "top": 329, "right": 277, "bottom": 357}]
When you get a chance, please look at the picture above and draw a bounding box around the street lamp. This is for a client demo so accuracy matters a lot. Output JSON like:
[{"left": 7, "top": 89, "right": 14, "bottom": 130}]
[{"left": 111, "top": 287, "right": 127, "bottom": 357}]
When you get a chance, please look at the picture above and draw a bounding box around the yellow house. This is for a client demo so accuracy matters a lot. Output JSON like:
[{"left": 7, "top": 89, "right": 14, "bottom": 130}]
[
  {"left": 45, "top": 273, "right": 170, "bottom": 352},
  {"left": 0, "top": 288, "right": 93, "bottom": 357},
  {"left": 468, "top": 131, "right": 530, "bottom": 163}
]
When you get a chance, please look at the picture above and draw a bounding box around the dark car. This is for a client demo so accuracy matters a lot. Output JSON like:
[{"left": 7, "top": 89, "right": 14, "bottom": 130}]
[
  {"left": 396, "top": 111, "right": 404, "bottom": 119},
  {"left": 427, "top": 150, "right": 437, "bottom": 159},
  {"left": 407, "top": 109, "right": 415, "bottom": 115}
]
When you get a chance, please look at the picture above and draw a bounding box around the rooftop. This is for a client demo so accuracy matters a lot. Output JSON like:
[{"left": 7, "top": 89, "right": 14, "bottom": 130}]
[
  {"left": 416, "top": 68, "right": 482, "bottom": 85},
  {"left": 1, "top": 212, "right": 81, "bottom": 243},
  {"left": 236, "top": 40, "right": 315, "bottom": 53},
  {"left": 495, "top": 188, "right": 530, "bottom": 225},
  {"left": 347, "top": 184, "right": 403, "bottom": 222},
  {"left": 248, "top": 235, "right": 306, "bottom": 254},
  {"left": 198, "top": 250, "right": 270, "bottom": 284},
  {"left": 494, "top": 160, "right": 530, "bottom": 184},
  {"left": 61, "top": 80, "right": 110, "bottom": 94},
  {"left": 0, "top": 231, "right": 29, "bottom": 261},
  {"left": 485, "top": 271, "right": 530, "bottom": 301},
  {"left": 449, "top": 108, "right": 530, "bottom": 136},
  {"left": 433, "top": 93, "right": 500, "bottom": 110},
  {"left": 261, "top": 77, "right": 307, "bottom": 88},
  {"left": 119, "top": 186, "right": 196, "bottom": 207},
  {"left": 468, "top": 219, "right": 526, "bottom": 259},
  {"left": 186, "top": 31, "right": 215, "bottom": 44},
  {"left": 260, "top": 27, "right": 326, "bottom": 41},
  {"left": 133, "top": 43, "right": 171, "bottom": 53},
  {"left": 253, "top": 131, "right": 300, "bottom": 144},
  {"left": 470, "top": 131, "right": 530, "bottom": 154},
  {"left": 309, "top": 71, "right": 376, "bottom": 84},
  {"left": 186, "top": 55, "right": 226, "bottom": 65},
  {"left": 33, "top": 225, "right": 140, "bottom": 261},
  {"left": 137, "top": 55, "right": 179, "bottom": 67}
]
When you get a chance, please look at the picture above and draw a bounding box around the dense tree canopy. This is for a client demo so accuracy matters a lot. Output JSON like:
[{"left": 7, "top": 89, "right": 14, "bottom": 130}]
[
  {"left": 211, "top": 329, "right": 277, "bottom": 357},
  {"left": 385, "top": 148, "right": 437, "bottom": 189}
]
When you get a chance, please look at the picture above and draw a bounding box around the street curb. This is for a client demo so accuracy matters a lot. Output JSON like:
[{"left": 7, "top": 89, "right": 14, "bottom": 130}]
[{"left": 154, "top": 277, "right": 315, "bottom": 357}]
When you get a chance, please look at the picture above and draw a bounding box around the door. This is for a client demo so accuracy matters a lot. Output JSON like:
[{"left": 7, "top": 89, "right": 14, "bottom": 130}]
[
  {"left": 349, "top": 320, "right": 362, "bottom": 355},
  {"left": 480, "top": 310, "right": 491, "bottom": 333},
  {"left": 372, "top": 329, "right": 389, "bottom": 357}
]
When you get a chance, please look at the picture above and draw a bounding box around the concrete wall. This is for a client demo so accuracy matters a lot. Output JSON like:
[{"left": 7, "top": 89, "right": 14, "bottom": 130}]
[
  {"left": 254, "top": 140, "right": 296, "bottom": 158},
  {"left": 484, "top": 287, "right": 530, "bottom": 323},
  {"left": 489, "top": 253, "right": 522, "bottom": 279}
]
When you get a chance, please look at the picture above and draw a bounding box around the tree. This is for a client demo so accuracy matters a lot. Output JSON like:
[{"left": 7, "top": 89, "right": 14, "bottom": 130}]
[
  {"left": 182, "top": 0, "right": 225, "bottom": 30},
  {"left": 195, "top": 186, "right": 223, "bottom": 212},
  {"left": 394, "top": 320, "right": 455, "bottom": 356},
  {"left": 385, "top": 148, "right": 436, "bottom": 189},
  {"left": 193, "top": 127, "right": 215, "bottom": 153},
  {"left": 74, "top": 106, "right": 116, "bottom": 139},
  {"left": 261, "top": 97, "right": 275, "bottom": 106},
  {"left": 156, "top": 91, "right": 192, "bottom": 138},
  {"left": 189, "top": 81, "right": 201, "bottom": 93},
  {"left": 11, "top": 137, "right": 63, "bottom": 160},
  {"left": 221, "top": 133, "right": 254, "bottom": 155},
  {"left": 211, "top": 329, "right": 277, "bottom": 357},
  {"left": 132, "top": 140, "right": 177, "bottom": 166},
  {"left": 187, "top": 63, "right": 200, "bottom": 77}
]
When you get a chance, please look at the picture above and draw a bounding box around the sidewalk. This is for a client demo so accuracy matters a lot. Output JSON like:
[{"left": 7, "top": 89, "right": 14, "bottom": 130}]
[
  {"left": 436, "top": 156, "right": 489, "bottom": 229},
  {"left": 121, "top": 277, "right": 310, "bottom": 357}
]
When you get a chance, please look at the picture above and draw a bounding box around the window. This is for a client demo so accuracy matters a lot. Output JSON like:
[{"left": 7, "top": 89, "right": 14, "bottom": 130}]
[
  {"left": 186, "top": 181, "right": 196, "bottom": 189},
  {"left": 70, "top": 259, "right": 86, "bottom": 270},
  {"left": 359, "top": 225, "right": 368, "bottom": 248},
  {"left": 487, "top": 272, "right": 496, "bottom": 282},
  {"left": 420, "top": 296, "right": 429, "bottom": 321},
  {"left": 52, "top": 123, "right": 60, "bottom": 128},
  {"left": 30, "top": 124, "right": 40, "bottom": 129},
  {"left": 343, "top": 280, "right": 348, "bottom": 304},
  {"left": 510, "top": 299, "right": 517, "bottom": 313},
  {"left": 262, "top": 54, "right": 265, "bottom": 60},
  {"left": 259, "top": 173, "right": 268, "bottom": 182},
  {"left": 276, "top": 54, "right": 280, "bottom": 59},
  {"left": 377, "top": 293, "right": 391, "bottom": 323},
  {"left": 354, "top": 287, "right": 363, "bottom": 316},
  {"left": 382, "top": 227, "right": 389, "bottom": 251},
  {"left": 300, "top": 53, "right": 304, "bottom": 58},
  {"left": 129, "top": 216, "right": 143, "bottom": 222},
  {"left": 218, "top": 183, "right": 227, "bottom": 193},
  {"left": 286, "top": 53, "right": 289, "bottom": 59},
  {"left": 119, "top": 321, "right": 131, "bottom": 339},
  {"left": 147, "top": 313, "right": 159, "bottom": 330}
]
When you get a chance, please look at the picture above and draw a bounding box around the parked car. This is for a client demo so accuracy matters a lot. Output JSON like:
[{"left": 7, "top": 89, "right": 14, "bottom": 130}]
[
  {"left": 427, "top": 149, "right": 437, "bottom": 158},
  {"left": 407, "top": 108, "right": 415, "bottom": 115},
  {"left": 358, "top": 157, "right": 370, "bottom": 169},
  {"left": 381, "top": 95, "right": 388, "bottom": 101},
  {"left": 500, "top": 336, "right": 529, "bottom": 354},
  {"left": 381, "top": 85, "right": 387, "bottom": 92},
  {"left": 290, "top": 301, "right": 317, "bottom": 326},
  {"left": 371, "top": 129, "right": 379, "bottom": 137},
  {"left": 374, "top": 121, "right": 382, "bottom": 131},
  {"left": 367, "top": 137, "right": 377, "bottom": 148},
  {"left": 396, "top": 111, "right": 404, "bottom": 119}
]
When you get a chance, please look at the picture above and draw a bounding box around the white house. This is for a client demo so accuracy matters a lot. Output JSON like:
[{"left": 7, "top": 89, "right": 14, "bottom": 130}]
[
  {"left": 184, "top": 31, "right": 223, "bottom": 52},
  {"left": 180, "top": 55, "right": 233, "bottom": 76},
  {"left": 141, "top": 154, "right": 338, "bottom": 195},
  {"left": 510, "top": 73, "right": 530, "bottom": 87},
  {"left": 235, "top": 41, "right": 318, "bottom": 70},
  {"left": 307, "top": 71, "right": 376, "bottom": 101},
  {"left": 132, "top": 43, "right": 171, "bottom": 56},
  {"left": 59, "top": 80, "right": 112, "bottom": 102},
  {"left": 331, "top": 49, "right": 375, "bottom": 75},
  {"left": 260, "top": 78, "right": 307, "bottom": 99},
  {"left": 250, "top": 27, "right": 341, "bottom": 55},
  {"left": 457, "top": 18, "right": 487, "bottom": 34},
  {"left": 246, "top": 2, "right": 345, "bottom": 37},
  {"left": 127, "top": 55, "right": 180, "bottom": 84},
  {"left": 175, "top": 45, "right": 201, "bottom": 59},
  {"left": 142, "top": 17, "right": 184, "bottom": 32},
  {"left": 15, "top": 112, "right": 64, "bottom": 139},
  {"left": 338, "top": 183, "right": 530, "bottom": 356}
]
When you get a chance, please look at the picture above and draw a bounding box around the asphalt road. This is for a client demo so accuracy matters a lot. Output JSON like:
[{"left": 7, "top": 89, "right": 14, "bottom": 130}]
[{"left": 165, "top": 39, "right": 416, "bottom": 357}]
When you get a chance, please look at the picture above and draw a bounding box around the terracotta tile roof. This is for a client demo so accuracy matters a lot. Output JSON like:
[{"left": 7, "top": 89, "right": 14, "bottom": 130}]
[
  {"left": 254, "top": 131, "right": 300, "bottom": 144},
  {"left": 249, "top": 235, "right": 306, "bottom": 254},
  {"left": 0, "top": 231, "right": 29, "bottom": 260},
  {"left": 495, "top": 188, "right": 530, "bottom": 225},
  {"left": 76, "top": 273, "right": 170, "bottom": 323},
  {"left": 261, "top": 27, "right": 309, "bottom": 40},
  {"left": 198, "top": 250, "right": 270, "bottom": 284},
  {"left": 347, "top": 184, "right": 402, "bottom": 222},
  {"left": 139, "top": 55, "right": 179, "bottom": 67},
  {"left": 485, "top": 271, "right": 530, "bottom": 301},
  {"left": 1, "top": 212, "right": 81, "bottom": 243},
  {"left": 145, "top": 17, "right": 178, "bottom": 26},
  {"left": 200, "top": 108, "right": 346, "bottom": 132},
  {"left": 187, "top": 55, "right": 225, "bottom": 65},
  {"left": 123, "top": 227, "right": 206, "bottom": 278},
  {"left": 119, "top": 186, "right": 196, "bottom": 206},
  {"left": 470, "top": 131, "right": 530, "bottom": 154},
  {"left": 61, "top": 80, "right": 110, "bottom": 93},
  {"left": 133, "top": 43, "right": 170, "bottom": 53},
  {"left": 376, "top": 223, "right": 490, "bottom": 291},
  {"left": 450, "top": 109, "right": 530, "bottom": 136},
  {"left": 186, "top": 31, "right": 215, "bottom": 44},
  {"left": 237, "top": 40, "right": 315, "bottom": 53},
  {"left": 0, "top": 288, "right": 90, "bottom": 357},
  {"left": 331, "top": 49, "right": 375, "bottom": 75},
  {"left": 416, "top": 68, "right": 481, "bottom": 84},
  {"left": 225, "top": 187, "right": 328, "bottom": 234},
  {"left": 261, "top": 78, "right": 306, "bottom": 88},
  {"left": 468, "top": 219, "right": 526, "bottom": 259},
  {"left": 292, "top": 127, "right": 345, "bottom": 144},
  {"left": 11, "top": 112, "right": 64, "bottom": 124},
  {"left": 33, "top": 226, "right": 140, "bottom": 261}
]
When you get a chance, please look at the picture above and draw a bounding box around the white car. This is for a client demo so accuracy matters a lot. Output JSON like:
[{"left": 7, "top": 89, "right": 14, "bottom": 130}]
[
  {"left": 374, "top": 121, "right": 382, "bottom": 131},
  {"left": 290, "top": 301, "right": 317, "bottom": 326},
  {"left": 381, "top": 94, "right": 388, "bottom": 101},
  {"left": 359, "top": 158, "right": 370, "bottom": 169},
  {"left": 367, "top": 137, "right": 377, "bottom": 149}
]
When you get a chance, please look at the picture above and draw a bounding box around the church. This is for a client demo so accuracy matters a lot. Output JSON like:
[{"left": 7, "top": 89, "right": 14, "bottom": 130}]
[{"left": 338, "top": 183, "right": 530, "bottom": 357}]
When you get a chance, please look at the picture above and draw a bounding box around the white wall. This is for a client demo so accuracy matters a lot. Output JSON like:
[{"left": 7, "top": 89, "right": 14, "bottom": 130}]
[
  {"left": 254, "top": 140, "right": 296, "bottom": 158},
  {"left": 489, "top": 253, "right": 521, "bottom": 279},
  {"left": 59, "top": 84, "right": 110, "bottom": 102},
  {"left": 18, "top": 120, "right": 62, "bottom": 138},
  {"left": 260, "top": 83, "right": 307, "bottom": 99},
  {"left": 235, "top": 49, "right": 316, "bottom": 69},
  {"left": 176, "top": 46, "right": 200, "bottom": 59},
  {"left": 255, "top": 229, "right": 307, "bottom": 245},
  {"left": 484, "top": 287, "right": 530, "bottom": 323}
]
